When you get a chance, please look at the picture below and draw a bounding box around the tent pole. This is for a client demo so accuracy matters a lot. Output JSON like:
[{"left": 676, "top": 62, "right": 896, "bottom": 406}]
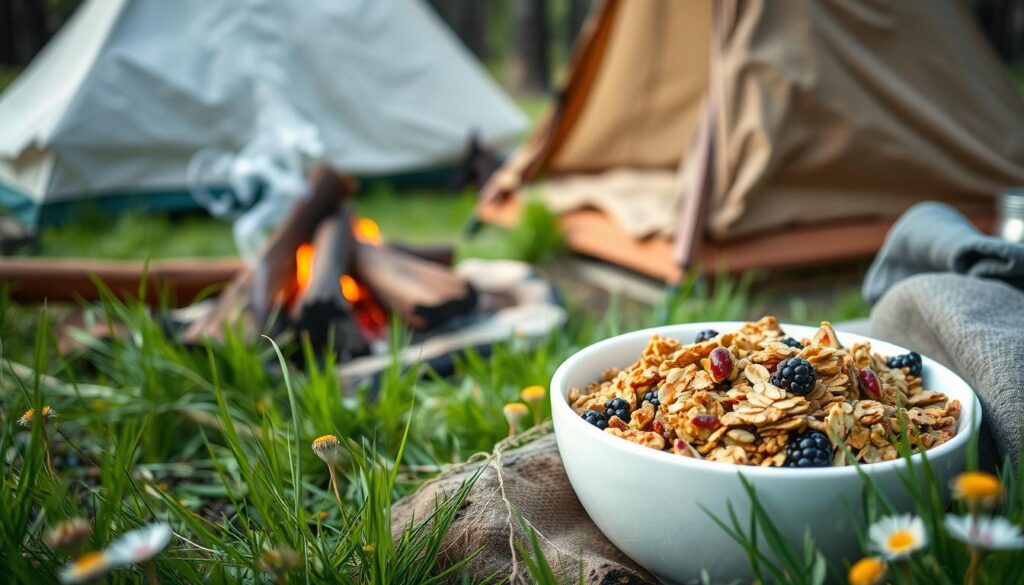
[{"left": 674, "top": 0, "right": 725, "bottom": 283}]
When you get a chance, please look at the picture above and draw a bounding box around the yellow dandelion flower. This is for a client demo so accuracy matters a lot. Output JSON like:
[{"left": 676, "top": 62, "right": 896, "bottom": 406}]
[
  {"left": 952, "top": 471, "right": 1002, "bottom": 506},
  {"left": 19, "top": 405, "right": 57, "bottom": 427},
  {"left": 311, "top": 434, "right": 341, "bottom": 464},
  {"left": 848, "top": 556, "right": 887, "bottom": 585}
]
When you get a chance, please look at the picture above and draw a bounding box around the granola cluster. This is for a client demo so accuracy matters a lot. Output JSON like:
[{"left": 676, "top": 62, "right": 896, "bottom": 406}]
[{"left": 569, "top": 317, "right": 961, "bottom": 467}]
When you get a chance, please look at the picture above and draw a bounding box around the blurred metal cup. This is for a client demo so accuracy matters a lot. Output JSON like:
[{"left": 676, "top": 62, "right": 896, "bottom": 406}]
[{"left": 996, "top": 188, "right": 1024, "bottom": 243}]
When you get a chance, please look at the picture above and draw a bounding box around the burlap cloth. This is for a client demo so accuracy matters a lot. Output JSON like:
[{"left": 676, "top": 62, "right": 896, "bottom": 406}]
[{"left": 391, "top": 428, "right": 655, "bottom": 585}]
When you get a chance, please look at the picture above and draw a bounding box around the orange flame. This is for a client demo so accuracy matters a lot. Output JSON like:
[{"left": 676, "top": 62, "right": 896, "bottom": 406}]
[
  {"left": 295, "top": 243, "right": 315, "bottom": 291},
  {"left": 340, "top": 274, "right": 361, "bottom": 302},
  {"left": 354, "top": 217, "right": 382, "bottom": 246}
]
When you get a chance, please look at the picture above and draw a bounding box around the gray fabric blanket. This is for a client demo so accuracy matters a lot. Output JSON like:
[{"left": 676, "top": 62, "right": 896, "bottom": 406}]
[
  {"left": 869, "top": 274, "right": 1024, "bottom": 468},
  {"left": 865, "top": 202, "right": 1024, "bottom": 467},
  {"left": 863, "top": 202, "right": 1024, "bottom": 303}
]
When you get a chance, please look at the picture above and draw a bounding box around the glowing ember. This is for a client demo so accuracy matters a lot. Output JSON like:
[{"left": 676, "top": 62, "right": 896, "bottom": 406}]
[
  {"left": 295, "top": 243, "right": 315, "bottom": 290},
  {"left": 354, "top": 217, "right": 383, "bottom": 245},
  {"left": 340, "top": 274, "right": 361, "bottom": 302}
]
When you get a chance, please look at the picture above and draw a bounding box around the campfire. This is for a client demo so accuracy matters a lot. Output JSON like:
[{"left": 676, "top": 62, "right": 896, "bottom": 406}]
[
  {"left": 183, "top": 166, "right": 479, "bottom": 360},
  {"left": 290, "top": 221, "right": 388, "bottom": 350}
]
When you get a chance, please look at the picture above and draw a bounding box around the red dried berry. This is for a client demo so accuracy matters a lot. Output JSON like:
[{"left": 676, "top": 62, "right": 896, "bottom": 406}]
[
  {"left": 691, "top": 414, "right": 722, "bottom": 430},
  {"left": 857, "top": 368, "right": 881, "bottom": 398},
  {"left": 653, "top": 420, "right": 665, "bottom": 434},
  {"left": 673, "top": 438, "right": 692, "bottom": 455},
  {"left": 708, "top": 347, "right": 733, "bottom": 383}
]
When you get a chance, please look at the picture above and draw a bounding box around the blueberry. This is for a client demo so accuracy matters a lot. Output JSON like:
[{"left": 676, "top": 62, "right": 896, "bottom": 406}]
[
  {"left": 582, "top": 410, "right": 608, "bottom": 430},
  {"left": 604, "top": 397, "right": 632, "bottom": 423}
]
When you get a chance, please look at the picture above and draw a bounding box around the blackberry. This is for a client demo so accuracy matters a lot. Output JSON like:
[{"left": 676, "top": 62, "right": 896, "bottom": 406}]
[
  {"left": 886, "top": 352, "right": 923, "bottom": 377},
  {"left": 694, "top": 329, "right": 719, "bottom": 343},
  {"left": 785, "top": 429, "right": 833, "bottom": 468},
  {"left": 641, "top": 389, "right": 660, "bottom": 408},
  {"left": 604, "top": 397, "right": 632, "bottom": 423},
  {"left": 780, "top": 337, "right": 803, "bottom": 349},
  {"left": 771, "top": 357, "right": 817, "bottom": 395},
  {"left": 581, "top": 410, "right": 608, "bottom": 430}
]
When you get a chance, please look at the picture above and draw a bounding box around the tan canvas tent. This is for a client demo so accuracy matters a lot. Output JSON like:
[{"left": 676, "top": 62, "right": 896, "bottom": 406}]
[{"left": 477, "top": 0, "right": 1024, "bottom": 281}]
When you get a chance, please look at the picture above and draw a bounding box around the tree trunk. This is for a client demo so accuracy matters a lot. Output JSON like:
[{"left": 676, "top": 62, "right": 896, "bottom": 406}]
[
  {"left": 7, "top": 0, "right": 49, "bottom": 64},
  {"left": 511, "top": 0, "right": 550, "bottom": 94},
  {"left": 973, "top": 0, "right": 1024, "bottom": 62},
  {"left": 458, "top": 0, "right": 487, "bottom": 60},
  {"left": 0, "top": 0, "right": 18, "bottom": 65}
]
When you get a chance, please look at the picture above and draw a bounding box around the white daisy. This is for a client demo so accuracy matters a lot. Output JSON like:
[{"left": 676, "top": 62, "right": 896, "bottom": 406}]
[
  {"left": 868, "top": 514, "right": 928, "bottom": 560},
  {"left": 59, "top": 551, "right": 112, "bottom": 584},
  {"left": 944, "top": 515, "right": 1024, "bottom": 551},
  {"left": 104, "top": 523, "right": 173, "bottom": 567}
]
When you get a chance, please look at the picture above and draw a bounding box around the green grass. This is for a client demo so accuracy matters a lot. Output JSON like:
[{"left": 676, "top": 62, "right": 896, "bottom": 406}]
[{"left": 35, "top": 210, "right": 237, "bottom": 260}]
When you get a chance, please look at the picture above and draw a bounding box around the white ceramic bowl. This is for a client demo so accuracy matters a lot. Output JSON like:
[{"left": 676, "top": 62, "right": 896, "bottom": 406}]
[{"left": 550, "top": 323, "right": 981, "bottom": 584}]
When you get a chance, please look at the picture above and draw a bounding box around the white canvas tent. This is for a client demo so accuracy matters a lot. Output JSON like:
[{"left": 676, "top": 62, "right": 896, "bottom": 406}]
[{"left": 0, "top": 0, "right": 527, "bottom": 224}]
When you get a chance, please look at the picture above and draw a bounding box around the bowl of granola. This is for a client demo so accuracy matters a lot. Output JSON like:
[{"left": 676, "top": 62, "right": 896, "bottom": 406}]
[{"left": 550, "top": 317, "right": 980, "bottom": 584}]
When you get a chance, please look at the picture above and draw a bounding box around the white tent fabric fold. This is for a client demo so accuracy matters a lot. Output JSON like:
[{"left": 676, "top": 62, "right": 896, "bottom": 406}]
[{"left": 0, "top": 0, "right": 527, "bottom": 218}]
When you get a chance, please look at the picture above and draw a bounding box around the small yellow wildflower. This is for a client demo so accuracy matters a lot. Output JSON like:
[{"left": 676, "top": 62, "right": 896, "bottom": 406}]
[
  {"left": 59, "top": 551, "right": 111, "bottom": 584},
  {"left": 19, "top": 405, "right": 56, "bottom": 427},
  {"left": 503, "top": 403, "right": 529, "bottom": 439},
  {"left": 311, "top": 434, "right": 341, "bottom": 464},
  {"left": 848, "top": 556, "right": 887, "bottom": 585},
  {"left": 952, "top": 471, "right": 1002, "bottom": 506},
  {"left": 520, "top": 386, "right": 546, "bottom": 425}
]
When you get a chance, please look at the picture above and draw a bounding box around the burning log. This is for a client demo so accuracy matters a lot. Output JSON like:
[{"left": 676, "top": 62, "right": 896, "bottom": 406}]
[
  {"left": 183, "top": 166, "right": 358, "bottom": 343},
  {"left": 288, "top": 205, "right": 367, "bottom": 356},
  {"left": 251, "top": 166, "right": 359, "bottom": 324},
  {"left": 353, "top": 241, "right": 477, "bottom": 331}
]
